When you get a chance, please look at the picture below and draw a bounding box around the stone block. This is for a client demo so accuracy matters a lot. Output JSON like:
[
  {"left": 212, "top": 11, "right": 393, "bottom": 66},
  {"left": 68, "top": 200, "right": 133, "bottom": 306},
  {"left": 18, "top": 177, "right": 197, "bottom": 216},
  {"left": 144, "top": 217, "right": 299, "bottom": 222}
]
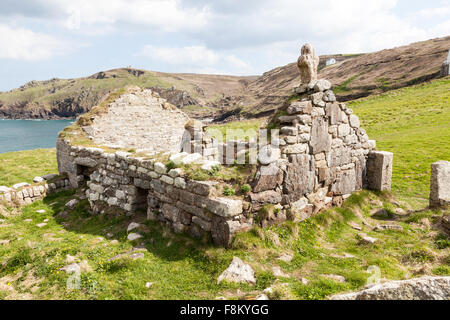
[
  {"left": 75, "top": 157, "right": 98, "bottom": 168},
  {"left": 200, "top": 197, "right": 243, "bottom": 218},
  {"left": 430, "top": 160, "right": 450, "bottom": 208},
  {"left": 252, "top": 162, "right": 284, "bottom": 193},
  {"left": 366, "top": 151, "right": 393, "bottom": 191},
  {"left": 287, "top": 101, "right": 312, "bottom": 115},
  {"left": 310, "top": 117, "right": 330, "bottom": 154},
  {"left": 187, "top": 180, "right": 218, "bottom": 196}
]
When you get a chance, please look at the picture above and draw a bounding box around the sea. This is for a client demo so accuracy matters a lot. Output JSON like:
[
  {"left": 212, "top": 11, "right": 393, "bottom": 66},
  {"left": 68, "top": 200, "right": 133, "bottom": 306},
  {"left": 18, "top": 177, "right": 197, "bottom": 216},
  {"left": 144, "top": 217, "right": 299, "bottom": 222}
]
[{"left": 0, "top": 119, "right": 74, "bottom": 154}]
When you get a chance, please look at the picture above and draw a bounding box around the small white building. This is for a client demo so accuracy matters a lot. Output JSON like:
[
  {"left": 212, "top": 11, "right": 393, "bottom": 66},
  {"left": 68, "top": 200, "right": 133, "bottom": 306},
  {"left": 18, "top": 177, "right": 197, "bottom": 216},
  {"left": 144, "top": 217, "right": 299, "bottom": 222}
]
[{"left": 326, "top": 58, "right": 336, "bottom": 66}]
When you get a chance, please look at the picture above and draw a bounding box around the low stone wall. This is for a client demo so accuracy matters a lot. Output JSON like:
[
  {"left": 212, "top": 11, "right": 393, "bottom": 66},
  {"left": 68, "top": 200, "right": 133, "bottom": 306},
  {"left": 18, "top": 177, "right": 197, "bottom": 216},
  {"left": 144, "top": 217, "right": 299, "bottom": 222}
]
[
  {"left": 0, "top": 176, "right": 71, "bottom": 207},
  {"left": 57, "top": 139, "right": 249, "bottom": 247}
]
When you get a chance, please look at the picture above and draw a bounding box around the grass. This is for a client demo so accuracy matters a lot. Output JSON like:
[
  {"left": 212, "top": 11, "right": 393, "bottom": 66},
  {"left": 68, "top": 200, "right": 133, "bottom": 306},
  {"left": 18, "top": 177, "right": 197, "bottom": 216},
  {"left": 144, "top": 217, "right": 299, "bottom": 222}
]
[
  {"left": 0, "top": 149, "right": 58, "bottom": 186},
  {"left": 0, "top": 77, "right": 449, "bottom": 300},
  {"left": 349, "top": 77, "right": 450, "bottom": 199},
  {"left": 206, "top": 119, "right": 264, "bottom": 142},
  {"left": 1, "top": 189, "right": 448, "bottom": 300}
]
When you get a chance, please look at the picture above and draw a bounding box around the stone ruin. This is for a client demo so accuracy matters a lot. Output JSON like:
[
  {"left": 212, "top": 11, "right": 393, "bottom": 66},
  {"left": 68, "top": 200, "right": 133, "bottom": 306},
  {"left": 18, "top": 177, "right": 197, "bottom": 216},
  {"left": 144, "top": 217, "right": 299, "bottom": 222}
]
[{"left": 56, "top": 44, "right": 394, "bottom": 247}]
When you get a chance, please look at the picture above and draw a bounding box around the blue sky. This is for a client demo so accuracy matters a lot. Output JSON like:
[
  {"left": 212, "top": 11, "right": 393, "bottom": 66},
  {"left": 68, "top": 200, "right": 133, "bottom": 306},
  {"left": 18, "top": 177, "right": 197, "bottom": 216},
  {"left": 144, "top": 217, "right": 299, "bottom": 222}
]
[{"left": 0, "top": 0, "right": 449, "bottom": 91}]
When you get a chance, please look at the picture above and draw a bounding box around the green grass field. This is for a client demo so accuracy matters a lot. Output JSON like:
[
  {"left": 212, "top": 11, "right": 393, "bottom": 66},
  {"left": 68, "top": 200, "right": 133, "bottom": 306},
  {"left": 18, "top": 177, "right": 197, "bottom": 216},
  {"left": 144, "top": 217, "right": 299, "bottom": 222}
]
[
  {"left": 349, "top": 77, "right": 450, "bottom": 200},
  {"left": 0, "top": 149, "right": 58, "bottom": 187},
  {"left": 0, "top": 77, "right": 449, "bottom": 300}
]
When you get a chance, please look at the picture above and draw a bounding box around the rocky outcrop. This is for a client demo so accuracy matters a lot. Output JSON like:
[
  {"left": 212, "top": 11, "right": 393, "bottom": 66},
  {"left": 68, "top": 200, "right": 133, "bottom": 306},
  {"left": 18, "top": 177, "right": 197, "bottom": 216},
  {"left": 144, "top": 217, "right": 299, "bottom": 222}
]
[{"left": 330, "top": 277, "right": 450, "bottom": 300}]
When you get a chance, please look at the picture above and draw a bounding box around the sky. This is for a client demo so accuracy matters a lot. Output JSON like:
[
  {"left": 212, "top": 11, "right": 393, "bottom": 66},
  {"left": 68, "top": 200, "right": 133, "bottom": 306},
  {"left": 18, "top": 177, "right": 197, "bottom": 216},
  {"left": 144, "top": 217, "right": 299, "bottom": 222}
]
[{"left": 0, "top": 0, "right": 449, "bottom": 91}]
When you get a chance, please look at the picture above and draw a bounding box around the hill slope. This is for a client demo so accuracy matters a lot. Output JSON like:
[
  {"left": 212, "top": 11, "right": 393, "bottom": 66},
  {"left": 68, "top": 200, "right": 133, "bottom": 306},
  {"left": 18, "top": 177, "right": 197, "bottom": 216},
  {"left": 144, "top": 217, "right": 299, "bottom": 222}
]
[
  {"left": 0, "top": 36, "right": 448, "bottom": 121},
  {"left": 239, "top": 36, "right": 450, "bottom": 117}
]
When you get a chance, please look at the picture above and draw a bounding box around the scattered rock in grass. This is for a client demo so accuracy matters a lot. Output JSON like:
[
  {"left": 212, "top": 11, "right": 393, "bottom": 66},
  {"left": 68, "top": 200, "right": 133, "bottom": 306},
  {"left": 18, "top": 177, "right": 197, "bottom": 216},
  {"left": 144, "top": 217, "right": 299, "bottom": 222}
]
[
  {"left": 394, "top": 208, "right": 406, "bottom": 215},
  {"left": 129, "top": 253, "right": 145, "bottom": 260},
  {"left": 24, "top": 219, "right": 32, "bottom": 223},
  {"left": 60, "top": 260, "right": 92, "bottom": 274},
  {"left": 370, "top": 200, "right": 383, "bottom": 207},
  {"left": 43, "top": 219, "right": 49, "bottom": 222},
  {"left": 419, "top": 218, "right": 431, "bottom": 229},
  {"left": 35, "top": 210, "right": 46, "bottom": 214},
  {"left": 217, "top": 257, "right": 256, "bottom": 285},
  {"left": 127, "top": 233, "right": 143, "bottom": 241},
  {"left": 299, "top": 277, "right": 309, "bottom": 285},
  {"left": 127, "top": 222, "right": 141, "bottom": 232},
  {"left": 66, "top": 255, "right": 77, "bottom": 264},
  {"left": 42, "top": 233, "right": 55, "bottom": 238},
  {"left": 370, "top": 209, "right": 391, "bottom": 219},
  {"left": 36, "top": 223, "right": 47, "bottom": 228},
  {"left": 110, "top": 240, "right": 119, "bottom": 244},
  {"left": 167, "top": 240, "right": 172, "bottom": 247},
  {"left": 33, "top": 177, "right": 44, "bottom": 183},
  {"left": 358, "top": 233, "right": 378, "bottom": 244},
  {"left": 266, "top": 231, "right": 281, "bottom": 246},
  {"left": 321, "top": 274, "right": 346, "bottom": 283},
  {"left": 264, "top": 287, "right": 273, "bottom": 294},
  {"left": 42, "top": 174, "right": 58, "bottom": 181},
  {"left": 348, "top": 221, "right": 362, "bottom": 231},
  {"left": 373, "top": 224, "right": 403, "bottom": 231},
  {"left": 145, "top": 282, "right": 154, "bottom": 288},
  {"left": 0, "top": 240, "right": 10, "bottom": 245},
  {"left": 65, "top": 199, "right": 79, "bottom": 210},
  {"left": 330, "top": 276, "right": 450, "bottom": 300},
  {"left": 256, "top": 294, "right": 269, "bottom": 300},
  {"left": 106, "top": 233, "right": 114, "bottom": 239},
  {"left": 272, "top": 266, "right": 290, "bottom": 278},
  {"left": 330, "top": 252, "right": 356, "bottom": 259},
  {"left": 277, "top": 253, "right": 294, "bottom": 263}
]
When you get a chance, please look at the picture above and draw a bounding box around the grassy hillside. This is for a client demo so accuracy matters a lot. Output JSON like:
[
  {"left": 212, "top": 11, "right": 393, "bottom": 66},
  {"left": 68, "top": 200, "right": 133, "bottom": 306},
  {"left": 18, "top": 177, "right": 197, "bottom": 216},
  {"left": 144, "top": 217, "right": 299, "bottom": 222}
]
[
  {"left": 349, "top": 77, "right": 450, "bottom": 200},
  {"left": 0, "top": 68, "right": 252, "bottom": 119},
  {"left": 0, "top": 78, "right": 449, "bottom": 300}
]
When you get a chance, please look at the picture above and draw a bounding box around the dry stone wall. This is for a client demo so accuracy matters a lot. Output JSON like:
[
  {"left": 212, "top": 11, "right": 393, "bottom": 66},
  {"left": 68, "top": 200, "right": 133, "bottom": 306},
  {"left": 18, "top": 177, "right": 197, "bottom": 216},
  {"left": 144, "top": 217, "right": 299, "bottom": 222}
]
[
  {"left": 57, "top": 139, "right": 249, "bottom": 247},
  {"left": 246, "top": 79, "right": 393, "bottom": 222},
  {"left": 0, "top": 175, "right": 70, "bottom": 207}
]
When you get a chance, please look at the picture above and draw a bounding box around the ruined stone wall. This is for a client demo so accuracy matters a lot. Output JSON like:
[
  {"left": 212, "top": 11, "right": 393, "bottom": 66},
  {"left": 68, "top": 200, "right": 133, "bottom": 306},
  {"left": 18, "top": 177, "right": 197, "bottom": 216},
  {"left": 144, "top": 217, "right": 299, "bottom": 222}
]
[
  {"left": 246, "top": 80, "right": 392, "bottom": 222},
  {"left": 0, "top": 176, "right": 71, "bottom": 207},
  {"left": 81, "top": 89, "right": 190, "bottom": 154},
  {"left": 56, "top": 80, "right": 393, "bottom": 247},
  {"left": 57, "top": 139, "right": 248, "bottom": 247}
]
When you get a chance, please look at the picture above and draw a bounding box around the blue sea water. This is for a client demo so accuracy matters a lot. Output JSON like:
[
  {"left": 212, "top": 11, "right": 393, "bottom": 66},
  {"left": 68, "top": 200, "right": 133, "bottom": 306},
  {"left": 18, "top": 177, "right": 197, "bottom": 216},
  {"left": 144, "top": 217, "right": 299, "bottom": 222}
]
[{"left": 0, "top": 119, "right": 73, "bottom": 153}]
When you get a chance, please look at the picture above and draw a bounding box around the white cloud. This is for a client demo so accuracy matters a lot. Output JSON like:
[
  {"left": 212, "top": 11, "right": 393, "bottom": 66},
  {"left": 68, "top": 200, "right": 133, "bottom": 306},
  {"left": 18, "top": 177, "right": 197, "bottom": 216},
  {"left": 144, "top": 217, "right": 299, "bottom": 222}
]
[
  {"left": 0, "top": 24, "right": 75, "bottom": 60},
  {"left": 59, "top": 0, "right": 208, "bottom": 33},
  {"left": 136, "top": 45, "right": 254, "bottom": 75}
]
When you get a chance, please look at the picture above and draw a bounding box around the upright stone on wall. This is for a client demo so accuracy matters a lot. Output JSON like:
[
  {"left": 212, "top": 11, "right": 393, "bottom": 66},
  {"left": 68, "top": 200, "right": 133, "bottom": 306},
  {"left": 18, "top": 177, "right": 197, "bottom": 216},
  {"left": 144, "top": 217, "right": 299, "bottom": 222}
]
[
  {"left": 430, "top": 160, "right": 450, "bottom": 208},
  {"left": 366, "top": 151, "right": 393, "bottom": 191}
]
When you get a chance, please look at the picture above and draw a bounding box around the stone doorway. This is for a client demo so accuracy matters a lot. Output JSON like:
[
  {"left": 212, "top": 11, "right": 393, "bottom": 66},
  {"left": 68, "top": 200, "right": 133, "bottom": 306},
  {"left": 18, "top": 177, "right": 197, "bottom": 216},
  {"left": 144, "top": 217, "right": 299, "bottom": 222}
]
[{"left": 76, "top": 165, "right": 94, "bottom": 184}]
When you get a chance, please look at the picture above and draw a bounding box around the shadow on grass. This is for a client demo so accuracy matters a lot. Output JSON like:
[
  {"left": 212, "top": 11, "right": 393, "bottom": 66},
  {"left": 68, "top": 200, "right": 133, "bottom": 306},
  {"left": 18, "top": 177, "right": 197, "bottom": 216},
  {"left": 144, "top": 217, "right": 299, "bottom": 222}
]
[{"left": 41, "top": 189, "right": 223, "bottom": 268}]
